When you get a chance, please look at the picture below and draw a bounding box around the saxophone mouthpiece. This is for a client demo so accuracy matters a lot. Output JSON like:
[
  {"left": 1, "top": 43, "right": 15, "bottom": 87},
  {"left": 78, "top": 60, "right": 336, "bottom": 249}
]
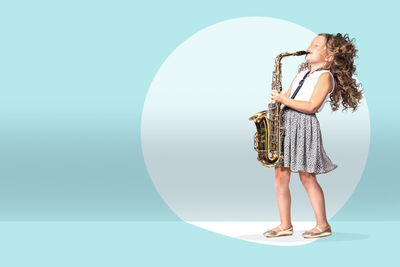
[{"left": 296, "top": 51, "right": 310, "bottom": 56}]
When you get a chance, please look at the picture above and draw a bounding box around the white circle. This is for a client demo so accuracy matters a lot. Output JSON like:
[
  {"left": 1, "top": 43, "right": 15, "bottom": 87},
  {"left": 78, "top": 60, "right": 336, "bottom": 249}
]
[{"left": 141, "top": 17, "right": 369, "bottom": 246}]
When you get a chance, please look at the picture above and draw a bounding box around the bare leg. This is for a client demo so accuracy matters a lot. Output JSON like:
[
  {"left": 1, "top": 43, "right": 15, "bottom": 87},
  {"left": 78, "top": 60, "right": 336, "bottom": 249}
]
[
  {"left": 299, "top": 171, "right": 330, "bottom": 233},
  {"left": 269, "top": 166, "right": 293, "bottom": 232}
]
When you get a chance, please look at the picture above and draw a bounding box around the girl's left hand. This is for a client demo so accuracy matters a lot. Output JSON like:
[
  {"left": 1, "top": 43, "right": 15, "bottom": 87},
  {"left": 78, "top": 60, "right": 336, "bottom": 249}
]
[{"left": 270, "top": 89, "right": 287, "bottom": 103}]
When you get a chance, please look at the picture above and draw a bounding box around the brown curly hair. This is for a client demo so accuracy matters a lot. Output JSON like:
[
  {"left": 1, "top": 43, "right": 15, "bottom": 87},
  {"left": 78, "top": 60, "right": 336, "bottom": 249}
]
[{"left": 298, "top": 33, "right": 363, "bottom": 112}]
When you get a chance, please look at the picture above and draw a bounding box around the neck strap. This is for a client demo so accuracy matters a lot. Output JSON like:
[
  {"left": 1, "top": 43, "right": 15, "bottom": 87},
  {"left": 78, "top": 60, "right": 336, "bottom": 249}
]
[
  {"left": 289, "top": 70, "right": 309, "bottom": 99},
  {"left": 290, "top": 68, "right": 327, "bottom": 99}
]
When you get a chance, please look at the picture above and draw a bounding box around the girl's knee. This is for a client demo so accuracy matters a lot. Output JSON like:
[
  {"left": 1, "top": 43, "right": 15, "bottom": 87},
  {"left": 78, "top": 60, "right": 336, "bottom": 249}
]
[
  {"left": 274, "top": 167, "right": 291, "bottom": 186},
  {"left": 299, "top": 171, "right": 316, "bottom": 186},
  {"left": 275, "top": 166, "right": 291, "bottom": 177}
]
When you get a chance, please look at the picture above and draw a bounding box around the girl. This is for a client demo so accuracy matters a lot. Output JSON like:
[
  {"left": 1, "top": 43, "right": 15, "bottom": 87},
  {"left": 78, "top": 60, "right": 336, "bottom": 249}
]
[{"left": 263, "top": 33, "right": 363, "bottom": 238}]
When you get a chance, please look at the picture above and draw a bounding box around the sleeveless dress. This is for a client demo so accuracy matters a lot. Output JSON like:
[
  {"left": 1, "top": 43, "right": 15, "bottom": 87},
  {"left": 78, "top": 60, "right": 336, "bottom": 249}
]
[{"left": 275, "top": 69, "right": 338, "bottom": 174}]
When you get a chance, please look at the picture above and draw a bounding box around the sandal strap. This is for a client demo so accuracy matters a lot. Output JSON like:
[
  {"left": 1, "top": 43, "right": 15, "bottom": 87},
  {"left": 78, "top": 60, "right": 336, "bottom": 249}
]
[
  {"left": 315, "top": 226, "right": 331, "bottom": 232},
  {"left": 279, "top": 225, "right": 293, "bottom": 231}
]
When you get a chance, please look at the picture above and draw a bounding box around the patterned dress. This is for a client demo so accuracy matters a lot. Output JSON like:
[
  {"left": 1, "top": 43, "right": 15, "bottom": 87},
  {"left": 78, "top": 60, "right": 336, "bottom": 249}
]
[{"left": 275, "top": 69, "right": 338, "bottom": 174}]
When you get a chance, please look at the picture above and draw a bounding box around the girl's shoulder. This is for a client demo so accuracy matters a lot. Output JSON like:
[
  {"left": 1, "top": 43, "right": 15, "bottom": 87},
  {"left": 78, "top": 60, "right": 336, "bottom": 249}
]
[
  {"left": 310, "top": 69, "right": 334, "bottom": 80},
  {"left": 319, "top": 69, "right": 333, "bottom": 75},
  {"left": 316, "top": 70, "right": 335, "bottom": 93},
  {"left": 317, "top": 70, "right": 334, "bottom": 81}
]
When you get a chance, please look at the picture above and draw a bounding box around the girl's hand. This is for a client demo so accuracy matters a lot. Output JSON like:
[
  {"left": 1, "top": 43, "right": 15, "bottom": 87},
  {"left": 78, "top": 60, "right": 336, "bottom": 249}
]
[{"left": 270, "top": 89, "right": 287, "bottom": 104}]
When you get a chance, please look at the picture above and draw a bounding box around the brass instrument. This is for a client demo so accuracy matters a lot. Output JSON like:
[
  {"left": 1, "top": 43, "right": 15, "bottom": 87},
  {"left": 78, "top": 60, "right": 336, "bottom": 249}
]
[{"left": 249, "top": 51, "right": 309, "bottom": 167}]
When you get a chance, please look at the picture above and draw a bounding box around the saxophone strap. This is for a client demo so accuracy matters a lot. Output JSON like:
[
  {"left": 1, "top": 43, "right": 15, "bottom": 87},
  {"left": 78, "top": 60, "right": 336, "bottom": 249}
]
[
  {"left": 289, "top": 70, "right": 310, "bottom": 99},
  {"left": 284, "top": 68, "right": 326, "bottom": 111},
  {"left": 289, "top": 68, "right": 328, "bottom": 99}
]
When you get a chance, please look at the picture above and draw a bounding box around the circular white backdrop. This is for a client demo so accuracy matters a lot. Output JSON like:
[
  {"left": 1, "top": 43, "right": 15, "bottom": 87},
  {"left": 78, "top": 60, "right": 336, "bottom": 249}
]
[{"left": 141, "top": 17, "right": 369, "bottom": 245}]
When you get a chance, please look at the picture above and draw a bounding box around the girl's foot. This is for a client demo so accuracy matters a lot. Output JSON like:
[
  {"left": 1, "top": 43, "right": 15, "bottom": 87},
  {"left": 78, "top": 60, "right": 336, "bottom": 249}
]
[
  {"left": 306, "top": 224, "right": 330, "bottom": 234},
  {"left": 302, "top": 224, "right": 332, "bottom": 238},
  {"left": 263, "top": 224, "right": 293, "bottom": 238}
]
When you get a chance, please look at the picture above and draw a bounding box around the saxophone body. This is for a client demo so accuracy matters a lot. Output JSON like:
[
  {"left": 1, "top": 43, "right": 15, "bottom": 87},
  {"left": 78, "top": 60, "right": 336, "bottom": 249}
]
[{"left": 249, "top": 51, "right": 308, "bottom": 167}]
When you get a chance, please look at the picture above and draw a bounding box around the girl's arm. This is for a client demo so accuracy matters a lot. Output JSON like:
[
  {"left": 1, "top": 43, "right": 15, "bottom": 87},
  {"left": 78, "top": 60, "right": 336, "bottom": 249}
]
[{"left": 276, "top": 72, "right": 333, "bottom": 114}]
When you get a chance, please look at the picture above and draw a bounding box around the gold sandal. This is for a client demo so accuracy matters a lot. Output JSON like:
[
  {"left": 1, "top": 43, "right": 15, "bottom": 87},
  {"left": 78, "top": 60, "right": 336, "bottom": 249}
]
[
  {"left": 302, "top": 226, "right": 332, "bottom": 238},
  {"left": 263, "top": 225, "right": 293, "bottom": 238}
]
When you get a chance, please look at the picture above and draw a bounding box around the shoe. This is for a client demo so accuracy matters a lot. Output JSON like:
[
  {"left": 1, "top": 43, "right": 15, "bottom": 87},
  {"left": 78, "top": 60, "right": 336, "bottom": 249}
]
[
  {"left": 302, "top": 226, "right": 332, "bottom": 238},
  {"left": 263, "top": 225, "right": 293, "bottom": 238},
  {"left": 302, "top": 224, "right": 330, "bottom": 236}
]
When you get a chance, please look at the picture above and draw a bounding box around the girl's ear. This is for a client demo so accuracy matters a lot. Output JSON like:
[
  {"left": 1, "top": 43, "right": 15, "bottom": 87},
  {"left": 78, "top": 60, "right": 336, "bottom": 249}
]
[{"left": 326, "top": 54, "right": 334, "bottom": 64}]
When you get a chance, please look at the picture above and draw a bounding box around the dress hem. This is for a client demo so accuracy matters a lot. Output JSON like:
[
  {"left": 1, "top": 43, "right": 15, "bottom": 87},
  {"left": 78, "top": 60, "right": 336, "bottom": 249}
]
[{"left": 275, "top": 164, "right": 338, "bottom": 175}]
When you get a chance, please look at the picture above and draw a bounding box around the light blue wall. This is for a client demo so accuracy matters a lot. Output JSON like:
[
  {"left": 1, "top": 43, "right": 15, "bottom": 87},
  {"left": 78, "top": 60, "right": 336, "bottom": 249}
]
[{"left": 0, "top": 0, "right": 398, "bottom": 221}]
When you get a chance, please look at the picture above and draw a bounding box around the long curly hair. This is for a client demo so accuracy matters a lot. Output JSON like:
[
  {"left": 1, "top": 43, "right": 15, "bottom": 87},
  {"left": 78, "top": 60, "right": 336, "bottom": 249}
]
[{"left": 298, "top": 33, "right": 363, "bottom": 112}]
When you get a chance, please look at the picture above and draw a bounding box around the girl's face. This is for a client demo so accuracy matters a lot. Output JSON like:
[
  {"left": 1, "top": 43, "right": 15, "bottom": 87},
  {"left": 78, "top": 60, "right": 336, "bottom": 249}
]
[{"left": 305, "top": 35, "right": 331, "bottom": 65}]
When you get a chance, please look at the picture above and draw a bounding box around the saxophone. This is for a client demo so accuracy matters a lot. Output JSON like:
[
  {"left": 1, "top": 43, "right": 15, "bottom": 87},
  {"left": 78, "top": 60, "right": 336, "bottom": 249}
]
[{"left": 248, "top": 50, "right": 308, "bottom": 167}]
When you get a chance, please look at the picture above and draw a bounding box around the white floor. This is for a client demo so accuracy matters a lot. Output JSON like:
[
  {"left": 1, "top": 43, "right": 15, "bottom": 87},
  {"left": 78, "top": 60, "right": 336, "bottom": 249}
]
[{"left": 187, "top": 221, "right": 326, "bottom": 246}]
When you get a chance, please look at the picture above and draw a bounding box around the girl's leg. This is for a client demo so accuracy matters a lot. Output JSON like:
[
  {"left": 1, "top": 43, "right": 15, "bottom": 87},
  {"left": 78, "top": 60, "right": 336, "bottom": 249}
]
[
  {"left": 299, "top": 171, "right": 331, "bottom": 232},
  {"left": 270, "top": 166, "right": 293, "bottom": 231}
]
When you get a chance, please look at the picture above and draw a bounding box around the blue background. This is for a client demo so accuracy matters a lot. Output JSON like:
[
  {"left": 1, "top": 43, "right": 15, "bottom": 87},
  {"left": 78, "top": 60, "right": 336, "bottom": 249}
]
[{"left": 0, "top": 0, "right": 398, "bottom": 266}]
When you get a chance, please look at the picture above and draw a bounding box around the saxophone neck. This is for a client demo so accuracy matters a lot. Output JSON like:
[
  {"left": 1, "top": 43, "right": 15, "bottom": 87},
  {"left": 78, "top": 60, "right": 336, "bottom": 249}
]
[
  {"left": 274, "top": 50, "right": 308, "bottom": 66},
  {"left": 270, "top": 50, "right": 308, "bottom": 103}
]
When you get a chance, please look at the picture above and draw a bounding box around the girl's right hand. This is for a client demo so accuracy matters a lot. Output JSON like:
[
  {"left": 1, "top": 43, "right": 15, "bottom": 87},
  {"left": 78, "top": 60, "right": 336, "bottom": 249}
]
[{"left": 270, "top": 89, "right": 278, "bottom": 102}]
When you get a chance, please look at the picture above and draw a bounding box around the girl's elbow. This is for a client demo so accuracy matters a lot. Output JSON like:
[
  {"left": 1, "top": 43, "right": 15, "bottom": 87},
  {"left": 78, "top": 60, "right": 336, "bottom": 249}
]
[{"left": 310, "top": 104, "right": 320, "bottom": 113}]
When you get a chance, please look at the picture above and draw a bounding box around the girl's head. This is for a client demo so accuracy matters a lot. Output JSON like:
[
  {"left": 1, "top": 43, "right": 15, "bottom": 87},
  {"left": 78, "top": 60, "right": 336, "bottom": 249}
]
[
  {"left": 299, "top": 33, "right": 363, "bottom": 112},
  {"left": 305, "top": 35, "right": 334, "bottom": 69}
]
